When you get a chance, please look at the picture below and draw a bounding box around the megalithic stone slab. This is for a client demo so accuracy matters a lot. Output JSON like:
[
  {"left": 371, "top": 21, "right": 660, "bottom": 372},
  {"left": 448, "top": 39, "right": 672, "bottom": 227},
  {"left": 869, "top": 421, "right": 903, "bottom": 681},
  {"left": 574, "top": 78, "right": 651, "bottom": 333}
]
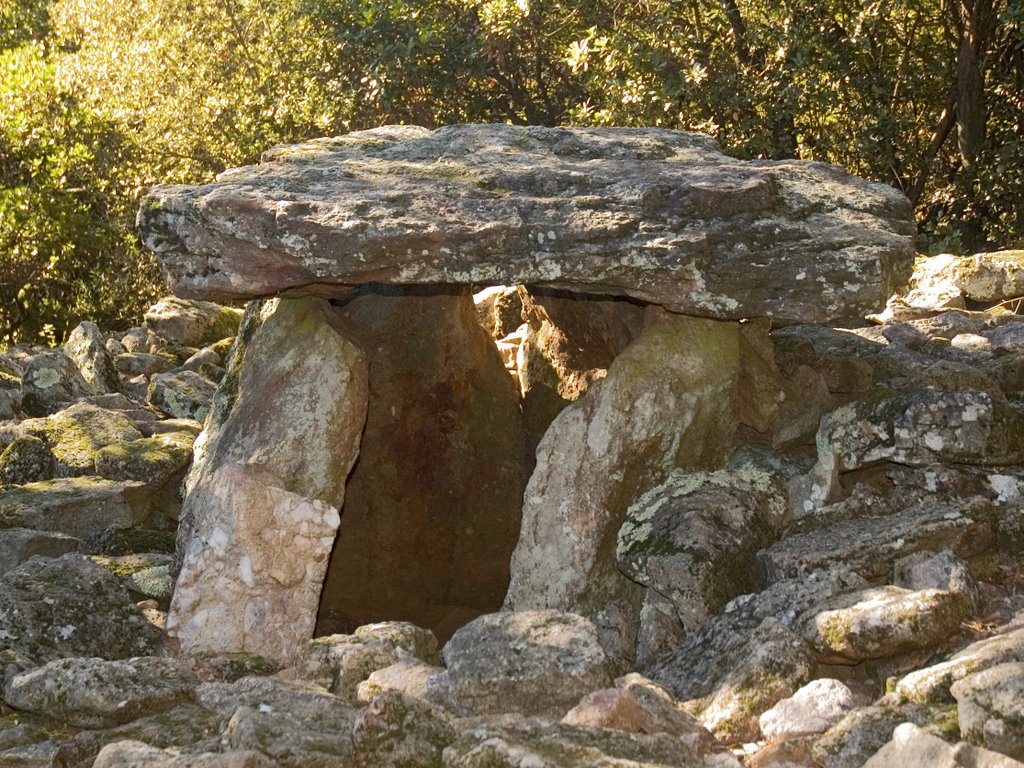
[
  {"left": 166, "top": 297, "right": 368, "bottom": 664},
  {"left": 138, "top": 124, "right": 915, "bottom": 323},
  {"left": 504, "top": 312, "right": 740, "bottom": 662}
]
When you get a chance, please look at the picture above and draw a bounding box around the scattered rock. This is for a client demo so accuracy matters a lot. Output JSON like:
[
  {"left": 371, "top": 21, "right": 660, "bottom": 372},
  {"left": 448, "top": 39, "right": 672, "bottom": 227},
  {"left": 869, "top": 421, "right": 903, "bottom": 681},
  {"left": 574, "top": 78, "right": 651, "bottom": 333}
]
[
  {"left": 20, "top": 350, "right": 91, "bottom": 417},
  {"left": 861, "top": 722, "right": 1024, "bottom": 768},
  {"left": 951, "top": 661, "right": 1024, "bottom": 760},
  {"left": 147, "top": 370, "right": 217, "bottom": 421},
  {"left": 65, "top": 321, "right": 122, "bottom": 394},
  {"left": 0, "top": 527, "right": 83, "bottom": 575},
  {"left": 441, "top": 610, "right": 611, "bottom": 718},
  {"left": 759, "top": 679, "right": 868, "bottom": 742},
  {"left": 0, "top": 435, "right": 54, "bottom": 486},
  {"left": 144, "top": 296, "right": 243, "bottom": 348},
  {"left": 3, "top": 655, "right": 198, "bottom": 728},
  {"left": 352, "top": 691, "right": 456, "bottom": 768},
  {"left": 0, "top": 554, "right": 163, "bottom": 670},
  {"left": 0, "top": 477, "right": 153, "bottom": 538}
]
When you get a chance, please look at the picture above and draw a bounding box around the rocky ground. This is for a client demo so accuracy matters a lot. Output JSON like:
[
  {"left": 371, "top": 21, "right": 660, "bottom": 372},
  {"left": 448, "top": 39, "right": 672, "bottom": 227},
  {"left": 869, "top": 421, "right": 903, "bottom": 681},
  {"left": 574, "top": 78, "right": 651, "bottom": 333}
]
[{"left": 2, "top": 251, "right": 1024, "bottom": 767}]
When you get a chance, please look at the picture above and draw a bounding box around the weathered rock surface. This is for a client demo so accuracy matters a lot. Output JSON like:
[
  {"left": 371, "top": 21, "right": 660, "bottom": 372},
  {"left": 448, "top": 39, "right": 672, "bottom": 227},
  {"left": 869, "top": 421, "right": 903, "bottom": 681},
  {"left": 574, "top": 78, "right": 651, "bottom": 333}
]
[
  {"left": 616, "top": 464, "right": 788, "bottom": 634},
  {"left": 441, "top": 610, "right": 611, "bottom": 718},
  {"left": 0, "top": 554, "right": 163, "bottom": 671},
  {"left": 20, "top": 350, "right": 92, "bottom": 417},
  {"left": 758, "top": 679, "right": 865, "bottom": 742},
  {"left": 351, "top": 691, "right": 456, "bottom": 768},
  {"left": 139, "top": 124, "right": 915, "bottom": 322},
  {"left": 951, "top": 661, "right": 1024, "bottom": 760},
  {"left": 166, "top": 296, "right": 368, "bottom": 663},
  {"left": 442, "top": 715, "right": 708, "bottom": 767},
  {"left": 0, "top": 477, "right": 153, "bottom": 538},
  {"left": 505, "top": 314, "right": 740, "bottom": 661},
  {"left": 515, "top": 286, "right": 645, "bottom": 445},
  {"left": 144, "top": 296, "right": 243, "bottom": 348},
  {"left": 147, "top": 369, "right": 217, "bottom": 422},
  {"left": 298, "top": 621, "right": 440, "bottom": 700},
  {"left": 65, "top": 321, "right": 121, "bottom": 395},
  {"left": 93, "top": 740, "right": 273, "bottom": 768},
  {"left": 818, "top": 390, "right": 1024, "bottom": 470},
  {"left": 862, "top": 722, "right": 1024, "bottom": 768},
  {"left": 319, "top": 285, "right": 528, "bottom": 638},
  {"left": 0, "top": 527, "right": 83, "bottom": 575},
  {"left": 806, "top": 585, "right": 972, "bottom": 662},
  {"left": 3, "top": 656, "right": 197, "bottom": 728},
  {"left": 0, "top": 435, "right": 53, "bottom": 485}
]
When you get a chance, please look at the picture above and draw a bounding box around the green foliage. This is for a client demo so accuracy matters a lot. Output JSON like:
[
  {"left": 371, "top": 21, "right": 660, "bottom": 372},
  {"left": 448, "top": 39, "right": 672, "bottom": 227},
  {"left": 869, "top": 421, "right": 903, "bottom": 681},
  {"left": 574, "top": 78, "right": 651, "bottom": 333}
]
[
  {"left": 0, "top": 40, "right": 160, "bottom": 345},
  {"left": 1, "top": 0, "right": 1022, "bottom": 346}
]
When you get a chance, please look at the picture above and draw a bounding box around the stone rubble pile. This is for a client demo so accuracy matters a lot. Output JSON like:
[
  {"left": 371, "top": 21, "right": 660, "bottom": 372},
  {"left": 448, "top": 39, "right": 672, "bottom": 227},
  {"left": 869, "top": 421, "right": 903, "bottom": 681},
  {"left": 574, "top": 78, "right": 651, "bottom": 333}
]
[{"left": 0, "top": 124, "right": 1023, "bottom": 767}]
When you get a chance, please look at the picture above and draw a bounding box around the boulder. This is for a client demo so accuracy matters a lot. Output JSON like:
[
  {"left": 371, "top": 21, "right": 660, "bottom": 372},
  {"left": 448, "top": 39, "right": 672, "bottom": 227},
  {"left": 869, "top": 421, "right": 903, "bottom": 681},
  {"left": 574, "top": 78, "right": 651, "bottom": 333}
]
[
  {"left": 147, "top": 370, "right": 217, "bottom": 422},
  {"left": 758, "top": 679, "right": 866, "bottom": 742},
  {"left": 441, "top": 610, "right": 611, "bottom": 718},
  {"left": 811, "top": 700, "right": 948, "bottom": 768},
  {"left": 3, "top": 656, "right": 198, "bottom": 729},
  {"left": 895, "top": 627, "right": 1024, "bottom": 705},
  {"left": 299, "top": 621, "right": 440, "bottom": 699},
  {"left": 0, "top": 554, "right": 163, "bottom": 670},
  {"left": 758, "top": 497, "right": 997, "bottom": 584},
  {"left": 0, "top": 435, "right": 54, "bottom": 486},
  {"left": 951, "top": 661, "right": 1024, "bottom": 760},
  {"left": 862, "top": 722, "right": 1024, "bottom": 768},
  {"left": 196, "top": 675, "right": 357, "bottom": 765},
  {"left": 818, "top": 390, "right": 1024, "bottom": 470},
  {"left": 138, "top": 124, "right": 915, "bottom": 323},
  {"left": 94, "top": 431, "right": 194, "bottom": 486},
  {"left": 647, "top": 616, "right": 816, "bottom": 743},
  {"left": 351, "top": 691, "right": 456, "bottom": 768},
  {"left": 805, "top": 585, "right": 973, "bottom": 662},
  {"left": 909, "top": 250, "right": 1024, "bottom": 304},
  {"left": 65, "top": 321, "right": 121, "bottom": 394},
  {"left": 143, "top": 296, "right": 243, "bottom": 348},
  {"left": 0, "top": 477, "right": 153, "bottom": 538},
  {"left": 356, "top": 658, "right": 445, "bottom": 703},
  {"left": 0, "top": 527, "right": 83, "bottom": 575},
  {"left": 442, "top": 715, "right": 706, "bottom": 767},
  {"left": 167, "top": 297, "right": 368, "bottom": 663},
  {"left": 505, "top": 314, "right": 740, "bottom": 661},
  {"left": 319, "top": 285, "right": 528, "bottom": 637},
  {"left": 616, "top": 464, "right": 788, "bottom": 634},
  {"left": 23, "top": 402, "right": 143, "bottom": 477},
  {"left": 93, "top": 741, "right": 273, "bottom": 768},
  {"left": 20, "top": 350, "right": 91, "bottom": 417}
]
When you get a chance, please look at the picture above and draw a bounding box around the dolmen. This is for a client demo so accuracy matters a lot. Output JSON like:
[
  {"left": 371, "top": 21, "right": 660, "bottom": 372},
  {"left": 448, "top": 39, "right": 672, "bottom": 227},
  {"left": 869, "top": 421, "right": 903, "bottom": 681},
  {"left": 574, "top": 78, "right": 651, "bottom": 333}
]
[{"left": 136, "top": 123, "right": 916, "bottom": 665}]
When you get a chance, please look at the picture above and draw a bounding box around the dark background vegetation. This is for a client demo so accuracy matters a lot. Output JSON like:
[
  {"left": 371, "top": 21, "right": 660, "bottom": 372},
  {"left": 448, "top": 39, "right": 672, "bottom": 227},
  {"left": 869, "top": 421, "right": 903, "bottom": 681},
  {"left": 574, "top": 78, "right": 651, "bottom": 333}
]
[{"left": 2, "top": 0, "right": 1022, "bottom": 345}]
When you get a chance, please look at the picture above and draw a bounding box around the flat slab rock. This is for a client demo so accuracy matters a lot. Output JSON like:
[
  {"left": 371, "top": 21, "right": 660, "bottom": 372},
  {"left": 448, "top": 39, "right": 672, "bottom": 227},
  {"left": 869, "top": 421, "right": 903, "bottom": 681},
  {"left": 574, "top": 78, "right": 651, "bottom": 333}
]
[{"left": 139, "top": 124, "right": 915, "bottom": 323}]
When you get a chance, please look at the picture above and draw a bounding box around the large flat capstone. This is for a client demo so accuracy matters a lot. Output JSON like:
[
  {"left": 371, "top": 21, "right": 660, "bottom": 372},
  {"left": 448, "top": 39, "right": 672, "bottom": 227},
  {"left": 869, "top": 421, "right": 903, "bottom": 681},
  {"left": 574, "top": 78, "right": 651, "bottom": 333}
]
[{"left": 139, "top": 124, "right": 916, "bottom": 323}]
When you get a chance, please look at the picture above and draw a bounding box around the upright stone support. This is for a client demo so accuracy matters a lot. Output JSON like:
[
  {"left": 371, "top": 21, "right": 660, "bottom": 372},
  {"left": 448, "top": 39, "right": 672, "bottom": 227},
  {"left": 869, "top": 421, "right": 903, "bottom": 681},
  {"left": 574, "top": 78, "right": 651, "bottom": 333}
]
[
  {"left": 504, "top": 312, "right": 741, "bottom": 662},
  {"left": 166, "top": 297, "right": 368, "bottom": 663}
]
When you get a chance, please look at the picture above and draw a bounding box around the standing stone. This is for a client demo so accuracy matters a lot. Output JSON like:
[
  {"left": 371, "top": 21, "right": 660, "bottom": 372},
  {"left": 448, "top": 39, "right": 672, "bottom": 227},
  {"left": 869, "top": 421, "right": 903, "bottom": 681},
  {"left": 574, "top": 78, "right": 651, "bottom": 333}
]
[
  {"left": 318, "top": 285, "right": 528, "bottom": 638},
  {"left": 166, "top": 297, "right": 368, "bottom": 663},
  {"left": 504, "top": 313, "right": 740, "bottom": 661}
]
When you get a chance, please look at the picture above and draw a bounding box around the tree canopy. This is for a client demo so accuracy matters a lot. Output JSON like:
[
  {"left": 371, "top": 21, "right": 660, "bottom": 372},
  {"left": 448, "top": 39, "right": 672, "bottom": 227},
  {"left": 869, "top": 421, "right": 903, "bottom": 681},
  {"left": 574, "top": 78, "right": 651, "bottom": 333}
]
[{"left": 2, "top": 0, "right": 1022, "bottom": 344}]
